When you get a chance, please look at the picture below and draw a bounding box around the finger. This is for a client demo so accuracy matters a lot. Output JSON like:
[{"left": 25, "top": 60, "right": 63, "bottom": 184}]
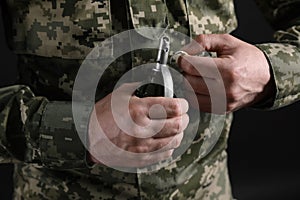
[
  {"left": 152, "top": 114, "right": 189, "bottom": 138},
  {"left": 142, "top": 132, "right": 184, "bottom": 152},
  {"left": 179, "top": 54, "right": 222, "bottom": 78},
  {"left": 154, "top": 132, "right": 184, "bottom": 152},
  {"left": 116, "top": 82, "right": 141, "bottom": 94},
  {"left": 181, "top": 39, "right": 205, "bottom": 55},
  {"left": 91, "top": 137, "right": 174, "bottom": 167},
  {"left": 181, "top": 34, "right": 234, "bottom": 55},
  {"left": 129, "top": 96, "right": 150, "bottom": 125},
  {"left": 125, "top": 134, "right": 180, "bottom": 153},
  {"left": 144, "top": 97, "right": 189, "bottom": 118},
  {"left": 185, "top": 91, "right": 227, "bottom": 114},
  {"left": 195, "top": 34, "right": 236, "bottom": 54},
  {"left": 130, "top": 114, "right": 189, "bottom": 139},
  {"left": 185, "top": 91, "right": 211, "bottom": 112},
  {"left": 184, "top": 74, "right": 218, "bottom": 95}
]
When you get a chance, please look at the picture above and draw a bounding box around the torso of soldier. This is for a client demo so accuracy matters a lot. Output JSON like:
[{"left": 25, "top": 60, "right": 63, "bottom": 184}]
[{"left": 3, "top": 0, "right": 237, "bottom": 199}]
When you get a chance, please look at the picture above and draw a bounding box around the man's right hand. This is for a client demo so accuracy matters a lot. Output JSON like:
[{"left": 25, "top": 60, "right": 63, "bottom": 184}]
[{"left": 88, "top": 83, "right": 189, "bottom": 168}]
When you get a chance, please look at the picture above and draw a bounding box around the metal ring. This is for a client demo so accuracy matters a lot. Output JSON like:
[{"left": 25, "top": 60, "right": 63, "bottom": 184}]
[{"left": 170, "top": 50, "right": 189, "bottom": 65}]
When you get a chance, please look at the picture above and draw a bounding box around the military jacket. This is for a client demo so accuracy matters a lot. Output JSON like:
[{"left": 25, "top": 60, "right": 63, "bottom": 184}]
[{"left": 0, "top": 0, "right": 300, "bottom": 199}]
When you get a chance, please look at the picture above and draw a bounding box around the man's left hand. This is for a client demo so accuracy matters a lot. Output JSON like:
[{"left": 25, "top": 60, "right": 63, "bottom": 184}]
[{"left": 178, "top": 34, "right": 275, "bottom": 113}]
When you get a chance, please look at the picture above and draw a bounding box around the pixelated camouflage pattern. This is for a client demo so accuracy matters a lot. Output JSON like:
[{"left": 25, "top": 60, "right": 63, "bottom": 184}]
[
  {"left": 0, "top": 0, "right": 299, "bottom": 199},
  {"left": 128, "top": 0, "right": 237, "bottom": 39},
  {"left": 255, "top": 0, "right": 300, "bottom": 109},
  {"left": 2, "top": 0, "right": 111, "bottom": 59},
  {"left": 186, "top": 0, "right": 237, "bottom": 36}
]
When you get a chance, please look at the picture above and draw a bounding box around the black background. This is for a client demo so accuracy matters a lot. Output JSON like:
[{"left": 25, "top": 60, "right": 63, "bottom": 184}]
[{"left": 1, "top": 0, "right": 300, "bottom": 199}]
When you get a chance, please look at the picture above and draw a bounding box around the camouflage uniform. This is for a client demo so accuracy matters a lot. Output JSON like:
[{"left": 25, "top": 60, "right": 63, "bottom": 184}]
[{"left": 0, "top": 0, "right": 300, "bottom": 199}]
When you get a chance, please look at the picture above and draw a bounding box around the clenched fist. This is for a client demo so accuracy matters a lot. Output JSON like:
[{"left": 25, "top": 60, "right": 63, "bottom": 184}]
[{"left": 88, "top": 83, "right": 189, "bottom": 168}]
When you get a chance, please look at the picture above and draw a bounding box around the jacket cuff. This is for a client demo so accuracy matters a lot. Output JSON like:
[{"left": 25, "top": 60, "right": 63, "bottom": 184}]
[
  {"left": 255, "top": 43, "right": 300, "bottom": 109},
  {"left": 39, "top": 101, "right": 92, "bottom": 169}
]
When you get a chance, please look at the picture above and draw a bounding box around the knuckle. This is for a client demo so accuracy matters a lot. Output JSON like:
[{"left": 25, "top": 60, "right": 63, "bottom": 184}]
[
  {"left": 156, "top": 141, "right": 165, "bottom": 150},
  {"left": 173, "top": 137, "right": 181, "bottom": 148},
  {"left": 130, "top": 145, "right": 148, "bottom": 153},
  {"left": 131, "top": 125, "right": 141, "bottom": 136},
  {"left": 167, "top": 134, "right": 183, "bottom": 149},
  {"left": 182, "top": 114, "right": 189, "bottom": 130},
  {"left": 184, "top": 62, "right": 194, "bottom": 74},
  {"left": 174, "top": 117, "right": 183, "bottom": 133},
  {"left": 130, "top": 105, "right": 145, "bottom": 121},
  {"left": 226, "top": 103, "right": 236, "bottom": 112},
  {"left": 180, "top": 54, "right": 189, "bottom": 65},
  {"left": 166, "top": 150, "right": 174, "bottom": 157},
  {"left": 231, "top": 67, "right": 242, "bottom": 79},
  {"left": 169, "top": 99, "right": 181, "bottom": 115},
  {"left": 185, "top": 114, "right": 190, "bottom": 125},
  {"left": 222, "top": 33, "right": 231, "bottom": 40},
  {"left": 226, "top": 91, "right": 237, "bottom": 103},
  {"left": 196, "top": 34, "right": 209, "bottom": 50},
  {"left": 196, "top": 34, "right": 207, "bottom": 44},
  {"left": 221, "top": 34, "right": 234, "bottom": 48},
  {"left": 226, "top": 88, "right": 241, "bottom": 103},
  {"left": 223, "top": 68, "right": 237, "bottom": 84}
]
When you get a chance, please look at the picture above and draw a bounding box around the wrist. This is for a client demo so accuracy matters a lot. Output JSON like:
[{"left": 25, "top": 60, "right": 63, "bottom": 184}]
[{"left": 251, "top": 58, "right": 276, "bottom": 108}]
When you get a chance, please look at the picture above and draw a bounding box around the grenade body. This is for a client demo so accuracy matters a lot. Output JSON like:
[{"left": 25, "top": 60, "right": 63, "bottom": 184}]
[{"left": 135, "top": 36, "right": 174, "bottom": 98}]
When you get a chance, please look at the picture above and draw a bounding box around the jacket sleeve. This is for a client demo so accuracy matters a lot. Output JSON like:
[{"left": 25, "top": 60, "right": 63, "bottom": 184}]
[
  {"left": 0, "top": 85, "right": 91, "bottom": 169},
  {"left": 254, "top": 0, "right": 300, "bottom": 109}
]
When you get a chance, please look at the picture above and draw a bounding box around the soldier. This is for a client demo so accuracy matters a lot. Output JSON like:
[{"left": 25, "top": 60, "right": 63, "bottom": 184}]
[{"left": 0, "top": 0, "right": 299, "bottom": 199}]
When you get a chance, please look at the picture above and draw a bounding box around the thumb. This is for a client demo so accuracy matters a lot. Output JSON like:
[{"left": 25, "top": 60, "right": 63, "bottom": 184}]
[
  {"left": 181, "top": 34, "right": 234, "bottom": 55},
  {"left": 116, "top": 82, "right": 141, "bottom": 95}
]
